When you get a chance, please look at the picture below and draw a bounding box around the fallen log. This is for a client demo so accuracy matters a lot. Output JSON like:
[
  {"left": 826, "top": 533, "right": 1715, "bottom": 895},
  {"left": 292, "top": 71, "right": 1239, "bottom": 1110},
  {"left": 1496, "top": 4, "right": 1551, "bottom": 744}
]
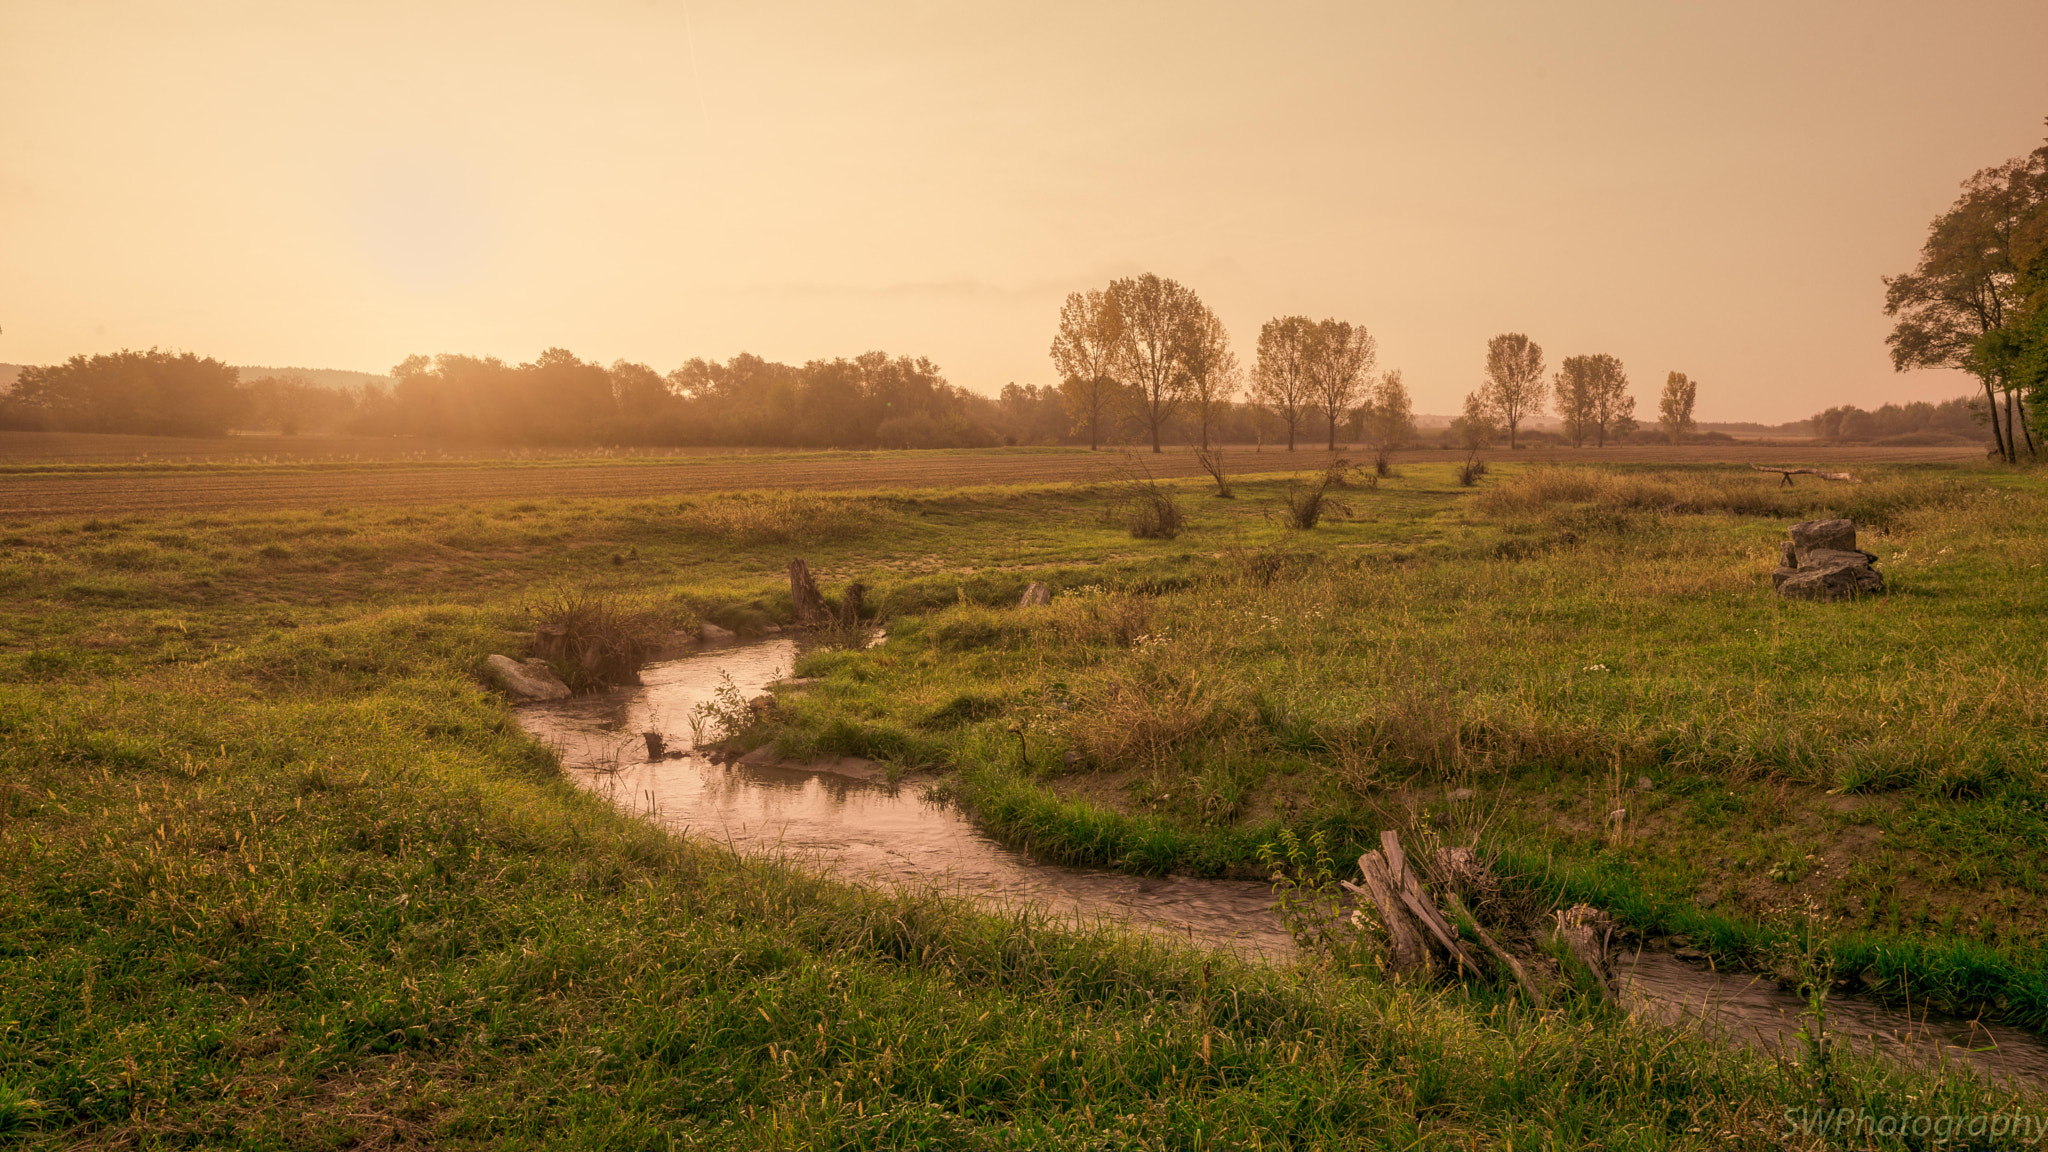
[{"left": 1751, "top": 465, "right": 1859, "bottom": 488}]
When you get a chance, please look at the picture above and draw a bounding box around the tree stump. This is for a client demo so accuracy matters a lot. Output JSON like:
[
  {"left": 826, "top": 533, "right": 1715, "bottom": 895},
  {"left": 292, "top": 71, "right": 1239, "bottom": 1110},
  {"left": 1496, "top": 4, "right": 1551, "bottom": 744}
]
[
  {"left": 1551, "top": 904, "right": 1618, "bottom": 1002},
  {"left": 642, "top": 731, "right": 665, "bottom": 760},
  {"left": 789, "top": 558, "right": 829, "bottom": 626}
]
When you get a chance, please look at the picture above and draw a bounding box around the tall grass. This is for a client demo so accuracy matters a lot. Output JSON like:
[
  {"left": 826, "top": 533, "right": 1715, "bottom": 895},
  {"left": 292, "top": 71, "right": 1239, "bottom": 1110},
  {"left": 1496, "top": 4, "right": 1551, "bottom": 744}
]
[
  {"left": 674, "top": 492, "right": 894, "bottom": 545},
  {"left": 1478, "top": 464, "right": 1978, "bottom": 526}
]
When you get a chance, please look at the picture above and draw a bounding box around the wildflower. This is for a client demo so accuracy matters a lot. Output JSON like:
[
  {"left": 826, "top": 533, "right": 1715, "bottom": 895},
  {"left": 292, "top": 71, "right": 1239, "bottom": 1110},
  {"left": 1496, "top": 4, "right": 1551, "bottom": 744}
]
[{"left": 1583, "top": 663, "right": 1609, "bottom": 672}]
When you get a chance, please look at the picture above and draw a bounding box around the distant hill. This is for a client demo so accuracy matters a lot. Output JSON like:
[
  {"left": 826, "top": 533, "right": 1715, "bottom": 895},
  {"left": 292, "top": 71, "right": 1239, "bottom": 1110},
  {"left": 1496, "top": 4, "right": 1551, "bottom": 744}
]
[{"left": 235, "top": 366, "right": 394, "bottom": 390}]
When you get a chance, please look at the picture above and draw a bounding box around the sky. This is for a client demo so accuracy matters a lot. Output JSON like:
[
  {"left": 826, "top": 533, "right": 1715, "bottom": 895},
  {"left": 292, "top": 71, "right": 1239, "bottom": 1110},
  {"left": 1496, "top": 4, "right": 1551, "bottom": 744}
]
[{"left": 2, "top": 0, "right": 2045, "bottom": 422}]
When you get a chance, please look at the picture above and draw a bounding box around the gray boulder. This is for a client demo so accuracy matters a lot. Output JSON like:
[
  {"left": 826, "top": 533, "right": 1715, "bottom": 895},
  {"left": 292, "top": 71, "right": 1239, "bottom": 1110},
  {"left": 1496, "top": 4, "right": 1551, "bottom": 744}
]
[
  {"left": 1789, "top": 518, "right": 1858, "bottom": 565},
  {"left": 1779, "top": 559, "right": 1885, "bottom": 601},
  {"left": 700, "top": 622, "right": 736, "bottom": 643},
  {"left": 485, "top": 654, "right": 571, "bottom": 701},
  {"left": 1018, "top": 581, "right": 1052, "bottom": 607},
  {"left": 1773, "top": 519, "right": 1884, "bottom": 600}
]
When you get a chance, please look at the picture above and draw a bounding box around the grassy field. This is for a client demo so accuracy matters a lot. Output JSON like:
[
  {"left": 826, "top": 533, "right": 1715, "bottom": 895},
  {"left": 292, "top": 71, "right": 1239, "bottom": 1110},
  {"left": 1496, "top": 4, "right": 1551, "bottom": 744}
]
[
  {"left": 0, "top": 433, "right": 1984, "bottom": 518},
  {"left": 2, "top": 443, "right": 2044, "bottom": 1145}
]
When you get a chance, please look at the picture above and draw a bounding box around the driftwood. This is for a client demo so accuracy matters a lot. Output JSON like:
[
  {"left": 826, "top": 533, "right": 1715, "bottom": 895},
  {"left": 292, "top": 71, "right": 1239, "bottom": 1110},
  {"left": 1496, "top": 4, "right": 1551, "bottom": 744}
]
[
  {"left": 1446, "top": 891, "right": 1544, "bottom": 1004},
  {"left": 1751, "top": 465, "right": 1859, "bottom": 488},
  {"left": 1552, "top": 904, "right": 1619, "bottom": 1002},
  {"left": 789, "top": 558, "right": 830, "bottom": 626},
  {"left": 1341, "top": 831, "right": 1601, "bottom": 1006},
  {"left": 1342, "top": 831, "right": 1481, "bottom": 979}
]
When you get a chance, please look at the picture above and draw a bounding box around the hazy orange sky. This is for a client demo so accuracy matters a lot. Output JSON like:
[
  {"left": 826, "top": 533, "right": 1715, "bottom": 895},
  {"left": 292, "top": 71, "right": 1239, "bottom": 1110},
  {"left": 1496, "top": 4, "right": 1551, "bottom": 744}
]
[{"left": 3, "top": 1, "right": 2046, "bottom": 421}]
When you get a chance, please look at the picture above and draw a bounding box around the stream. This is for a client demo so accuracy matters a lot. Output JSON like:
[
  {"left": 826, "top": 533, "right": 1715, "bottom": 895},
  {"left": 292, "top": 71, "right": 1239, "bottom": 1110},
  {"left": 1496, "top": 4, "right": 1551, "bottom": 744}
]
[{"left": 517, "top": 637, "right": 2048, "bottom": 1088}]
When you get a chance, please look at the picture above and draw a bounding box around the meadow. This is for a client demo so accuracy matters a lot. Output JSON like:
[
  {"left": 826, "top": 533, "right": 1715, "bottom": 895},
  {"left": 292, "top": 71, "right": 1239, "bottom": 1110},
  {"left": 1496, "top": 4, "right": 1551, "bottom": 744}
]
[
  {"left": 0, "top": 444, "right": 2042, "bottom": 1146},
  {"left": 0, "top": 431, "right": 1980, "bottom": 518}
]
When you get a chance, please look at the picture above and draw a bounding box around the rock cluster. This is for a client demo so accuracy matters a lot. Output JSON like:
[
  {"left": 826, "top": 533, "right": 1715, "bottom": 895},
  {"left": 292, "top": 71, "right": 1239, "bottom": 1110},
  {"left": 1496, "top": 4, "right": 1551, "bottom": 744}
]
[{"left": 1772, "top": 518, "right": 1883, "bottom": 600}]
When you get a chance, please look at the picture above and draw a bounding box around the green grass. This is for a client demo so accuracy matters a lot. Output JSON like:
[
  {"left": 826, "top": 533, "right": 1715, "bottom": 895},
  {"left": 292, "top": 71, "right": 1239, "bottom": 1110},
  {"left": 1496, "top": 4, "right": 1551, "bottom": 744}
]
[
  {"left": 748, "top": 461, "right": 2048, "bottom": 1026},
  {"left": 3, "top": 458, "right": 2046, "bottom": 1144}
]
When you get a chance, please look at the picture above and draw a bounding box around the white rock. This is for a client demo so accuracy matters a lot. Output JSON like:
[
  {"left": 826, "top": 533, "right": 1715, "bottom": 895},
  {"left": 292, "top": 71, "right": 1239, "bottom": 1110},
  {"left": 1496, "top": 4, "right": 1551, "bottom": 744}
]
[
  {"left": 485, "top": 654, "right": 570, "bottom": 701},
  {"left": 700, "top": 622, "right": 736, "bottom": 643}
]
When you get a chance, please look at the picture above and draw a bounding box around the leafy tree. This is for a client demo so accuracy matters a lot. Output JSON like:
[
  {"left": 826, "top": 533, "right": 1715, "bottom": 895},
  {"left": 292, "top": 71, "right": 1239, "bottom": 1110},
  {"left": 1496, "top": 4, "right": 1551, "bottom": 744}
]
[
  {"left": 1106, "top": 273, "right": 1204, "bottom": 453},
  {"left": 608, "top": 360, "right": 674, "bottom": 422},
  {"left": 1885, "top": 135, "right": 2048, "bottom": 461},
  {"left": 1307, "top": 320, "right": 1376, "bottom": 451},
  {"left": 1048, "top": 289, "right": 1126, "bottom": 450},
  {"left": 1251, "top": 316, "right": 1315, "bottom": 451},
  {"left": 14, "top": 349, "right": 244, "bottom": 436},
  {"left": 1178, "top": 303, "right": 1238, "bottom": 450},
  {"left": 1555, "top": 354, "right": 1632, "bottom": 447},
  {"left": 1357, "top": 369, "right": 1414, "bottom": 475},
  {"left": 1449, "top": 390, "right": 1498, "bottom": 451},
  {"left": 1658, "top": 371, "right": 1698, "bottom": 445},
  {"left": 1479, "top": 333, "right": 1547, "bottom": 448}
]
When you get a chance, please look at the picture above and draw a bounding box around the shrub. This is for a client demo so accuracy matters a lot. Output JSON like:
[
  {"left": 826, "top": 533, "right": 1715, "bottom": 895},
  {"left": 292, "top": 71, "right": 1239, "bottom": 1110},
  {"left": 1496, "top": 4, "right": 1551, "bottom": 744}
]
[
  {"left": 1106, "top": 458, "right": 1187, "bottom": 539},
  {"left": 527, "top": 588, "right": 670, "bottom": 692}
]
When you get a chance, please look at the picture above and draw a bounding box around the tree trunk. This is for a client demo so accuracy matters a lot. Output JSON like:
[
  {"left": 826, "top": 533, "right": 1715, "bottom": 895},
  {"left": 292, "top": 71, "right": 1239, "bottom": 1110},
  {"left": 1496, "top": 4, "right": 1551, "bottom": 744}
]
[
  {"left": 788, "top": 558, "right": 829, "bottom": 626},
  {"left": 1984, "top": 379, "right": 2011, "bottom": 462},
  {"left": 2020, "top": 393, "right": 2038, "bottom": 456}
]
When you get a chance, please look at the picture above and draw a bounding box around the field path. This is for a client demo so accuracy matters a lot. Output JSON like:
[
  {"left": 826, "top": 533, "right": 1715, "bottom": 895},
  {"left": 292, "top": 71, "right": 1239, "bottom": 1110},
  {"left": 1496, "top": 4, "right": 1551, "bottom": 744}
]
[{"left": 0, "top": 442, "right": 1986, "bottom": 517}]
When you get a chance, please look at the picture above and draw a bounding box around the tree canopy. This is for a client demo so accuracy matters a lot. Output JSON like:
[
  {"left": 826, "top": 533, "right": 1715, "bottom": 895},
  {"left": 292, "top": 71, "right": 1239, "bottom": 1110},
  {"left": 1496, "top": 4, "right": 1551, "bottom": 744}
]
[
  {"left": 13, "top": 349, "right": 243, "bottom": 437},
  {"left": 1885, "top": 129, "right": 2048, "bottom": 460}
]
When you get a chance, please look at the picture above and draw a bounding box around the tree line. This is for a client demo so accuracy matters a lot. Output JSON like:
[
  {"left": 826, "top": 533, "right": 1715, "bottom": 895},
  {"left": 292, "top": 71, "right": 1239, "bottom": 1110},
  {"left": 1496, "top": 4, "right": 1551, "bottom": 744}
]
[
  {"left": 1457, "top": 334, "right": 1701, "bottom": 449},
  {"left": 1050, "top": 274, "right": 1403, "bottom": 453},
  {"left": 1886, "top": 124, "right": 2048, "bottom": 462}
]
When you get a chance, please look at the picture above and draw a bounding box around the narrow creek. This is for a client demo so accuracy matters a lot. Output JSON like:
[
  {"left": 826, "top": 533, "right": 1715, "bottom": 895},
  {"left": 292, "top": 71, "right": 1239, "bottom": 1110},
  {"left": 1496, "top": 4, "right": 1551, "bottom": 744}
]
[{"left": 516, "top": 637, "right": 2048, "bottom": 1088}]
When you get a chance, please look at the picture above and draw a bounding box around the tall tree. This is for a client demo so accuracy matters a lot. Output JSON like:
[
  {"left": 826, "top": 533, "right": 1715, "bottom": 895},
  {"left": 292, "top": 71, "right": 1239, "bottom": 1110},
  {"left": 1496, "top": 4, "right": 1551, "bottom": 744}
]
[
  {"left": 1479, "top": 333, "right": 1547, "bottom": 449},
  {"left": 1554, "top": 357, "right": 1595, "bottom": 447},
  {"left": 1251, "top": 316, "right": 1315, "bottom": 451},
  {"left": 1554, "top": 354, "right": 1630, "bottom": 447},
  {"left": 1450, "top": 390, "right": 1498, "bottom": 452},
  {"left": 1107, "top": 273, "right": 1203, "bottom": 453},
  {"left": 1048, "top": 289, "right": 1126, "bottom": 450},
  {"left": 1588, "top": 355, "right": 1635, "bottom": 446},
  {"left": 1178, "top": 302, "right": 1238, "bottom": 450},
  {"left": 1358, "top": 369, "right": 1414, "bottom": 448},
  {"left": 1658, "top": 371, "right": 1698, "bottom": 445},
  {"left": 1884, "top": 138, "right": 2048, "bottom": 462},
  {"left": 1307, "top": 319, "right": 1376, "bottom": 451}
]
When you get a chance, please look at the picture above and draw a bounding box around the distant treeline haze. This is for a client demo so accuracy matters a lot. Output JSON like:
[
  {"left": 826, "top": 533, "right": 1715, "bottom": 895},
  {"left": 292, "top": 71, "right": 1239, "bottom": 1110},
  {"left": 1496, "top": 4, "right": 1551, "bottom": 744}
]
[{"left": 0, "top": 344, "right": 1996, "bottom": 449}]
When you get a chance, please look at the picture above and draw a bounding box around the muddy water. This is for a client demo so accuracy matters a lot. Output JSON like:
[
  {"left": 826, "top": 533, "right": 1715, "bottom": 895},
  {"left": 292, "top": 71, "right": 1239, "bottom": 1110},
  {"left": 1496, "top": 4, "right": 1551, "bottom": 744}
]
[
  {"left": 517, "top": 639, "right": 2048, "bottom": 1087},
  {"left": 518, "top": 638, "right": 1292, "bottom": 957}
]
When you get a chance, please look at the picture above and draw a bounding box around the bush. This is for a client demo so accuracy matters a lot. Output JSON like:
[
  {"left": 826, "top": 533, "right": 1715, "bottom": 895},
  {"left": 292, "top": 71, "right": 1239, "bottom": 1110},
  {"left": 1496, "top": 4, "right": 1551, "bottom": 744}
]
[
  {"left": 1107, "top": 458, "right": 1187, "bottom": 539},
  {"left": 527, "top": 588, "right": 670, "bottom": 692}
]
